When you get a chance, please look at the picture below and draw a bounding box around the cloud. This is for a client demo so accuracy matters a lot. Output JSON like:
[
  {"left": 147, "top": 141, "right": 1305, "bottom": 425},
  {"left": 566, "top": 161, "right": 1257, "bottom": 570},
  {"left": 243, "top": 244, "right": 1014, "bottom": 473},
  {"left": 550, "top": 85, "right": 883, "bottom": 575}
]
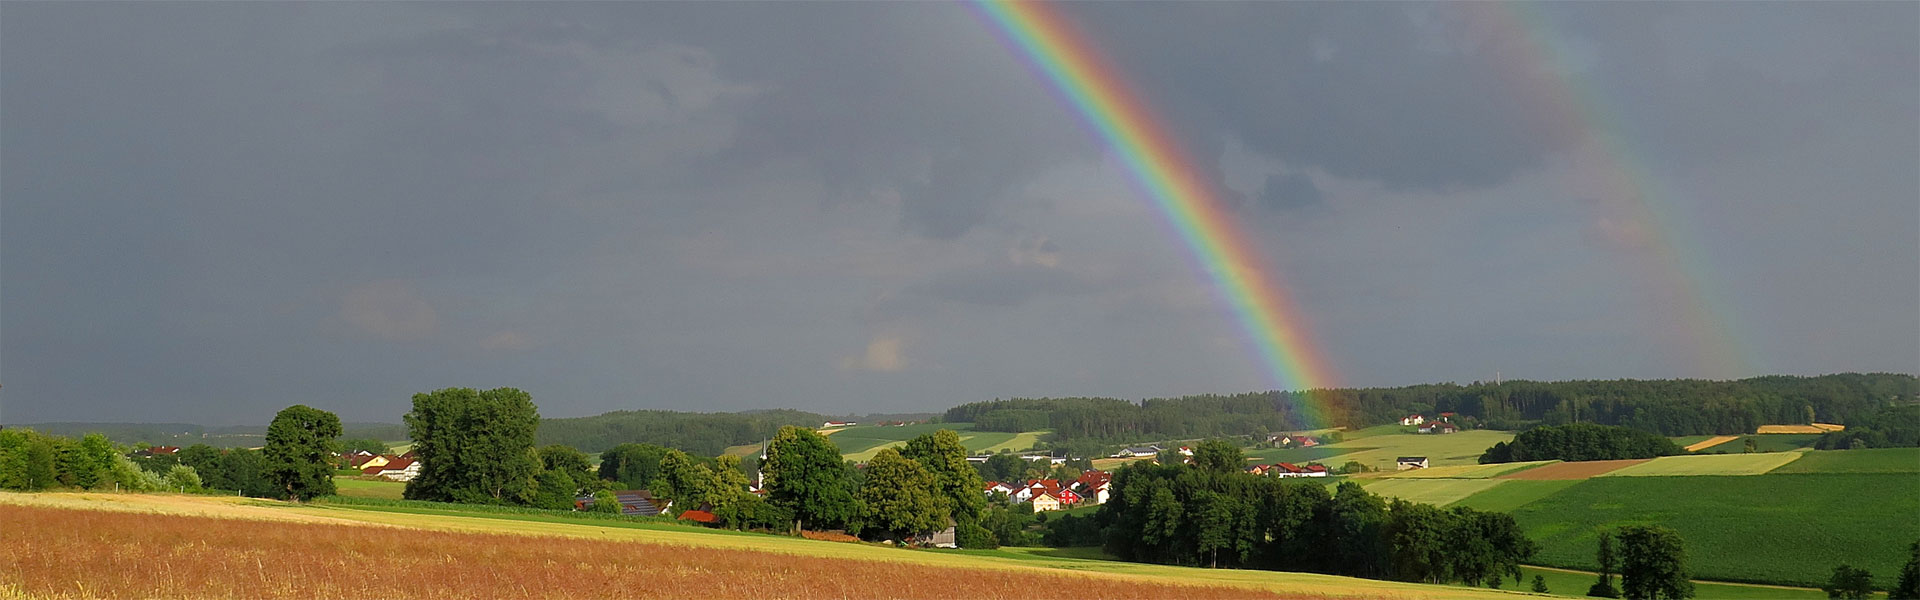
[
  {"left": 479, "top": 331, "right": 531, "bottom": 351},
  {"left": 339, "top": 281, "right": 437, "bottom": 341},
  {"left": 1258, "top": 172, "right": 1325, "bottom": 211},
  {"left": 841, "top": 334, "right": 907, "bottom": 372}
]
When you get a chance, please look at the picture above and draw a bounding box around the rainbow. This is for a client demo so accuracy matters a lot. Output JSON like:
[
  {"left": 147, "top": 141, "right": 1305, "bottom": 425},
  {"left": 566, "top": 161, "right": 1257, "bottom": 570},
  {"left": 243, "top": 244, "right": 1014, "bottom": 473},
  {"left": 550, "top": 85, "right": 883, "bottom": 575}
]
[
  {"left": 970, "top": 1, "right": 1340, "bottom": 415},
  {"left": 1488, "top": 3, "right": 1753, "bottom": 377}
]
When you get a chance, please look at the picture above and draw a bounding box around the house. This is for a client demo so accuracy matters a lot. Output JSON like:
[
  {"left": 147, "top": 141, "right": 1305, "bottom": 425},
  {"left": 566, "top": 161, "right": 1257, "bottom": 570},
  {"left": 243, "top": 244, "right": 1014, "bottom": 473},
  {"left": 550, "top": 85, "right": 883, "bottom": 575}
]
[
  {"left": 342, "top": 450, "right": 379, "bottom": 469},
  {"left": 358, "top": 454, "right": 399, "bottom": 471},
  {"left": 1400, "top": 414, "right": 1426, "bottom": 426},
  {"left": 1018, "top": 451, "right": 1069, "bottom": 465},
  {"left": 1418, "top": 422, "right": 1459, "bottom": 435},
  {"left": 820, "top": 421, "right": 857, "bottom": 428},
  {"left": 1110, "top": 445, "right": 1161, "bottom": 458},
  {"left": 1271, "top": 435, "right": 1319, "bottom": 448},
  {"left": 1030, "top": 490, "right": 1064, "bottom": 512},
  {"left": 362, "top": 457, "right": 421, "bottom": 482},
  {"left": 1178, "top": 446, "right": 1195, "bottom": 457},
  {"left": 983, "top": 481, "right": 1017, "bottom": 497},
  {"left": 1073, "top": 470, "right": 1112, "bottom": 505},
  {"left": 911, "top": 522, "right": 959, "bottom": 548},
  {"left": 577, "top": 490, "right": 673, "bottom": 517},
  {"left": 1396, "top": 456, "right": 1430, "bottom": 471},
  {"left": 136, "top": 446, "right": 180, "bottom": 457}
]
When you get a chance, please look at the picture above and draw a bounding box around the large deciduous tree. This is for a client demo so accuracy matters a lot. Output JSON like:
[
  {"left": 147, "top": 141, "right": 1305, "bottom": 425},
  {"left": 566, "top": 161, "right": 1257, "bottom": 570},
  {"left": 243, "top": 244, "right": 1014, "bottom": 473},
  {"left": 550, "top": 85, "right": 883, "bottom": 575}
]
[
  {"left": 1823, "top": 565, "right": 1875, "bottom": 600},
  {"left": 597, "top": 443, "right": 671, "bottom": 490},
  {"left": 262, "top": 405, "right": 342, "bottom": 501},
  {"left": 1617, "top": 525, "right": 1694, "bottom": 600},
  {"left": 1895, "top": 540, "right": 1920, "bottom": 600},
  {"left": 901, "top": 429, "right": 985, "bottom": 526},
  {"left": 856, "top": 448, "right": 945, "bottom": 543},
  {"left": 404, "top": 387, "right": 541, "bottom": 505},
  {"left": 763, "top": 425, "right": 854, "bottom": 532}
]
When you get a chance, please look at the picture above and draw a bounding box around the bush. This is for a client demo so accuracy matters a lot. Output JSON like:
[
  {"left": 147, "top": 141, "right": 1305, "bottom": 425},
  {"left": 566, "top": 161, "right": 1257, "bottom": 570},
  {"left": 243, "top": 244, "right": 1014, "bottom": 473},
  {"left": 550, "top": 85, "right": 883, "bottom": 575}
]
[
  {"left": 591, "top": 489, "right": 622, "bottom": 515},
  {"left": 164, "top": 465, "right": 203, "bottom": 492},
  {"left": 956, "top": 521, "right": 997, "bottom": 549}
]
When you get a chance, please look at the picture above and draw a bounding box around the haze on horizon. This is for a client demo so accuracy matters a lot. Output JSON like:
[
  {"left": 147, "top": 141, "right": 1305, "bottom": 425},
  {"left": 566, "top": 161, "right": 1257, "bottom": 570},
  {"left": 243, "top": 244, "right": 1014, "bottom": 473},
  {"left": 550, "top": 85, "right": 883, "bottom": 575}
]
[{"left": 2, "top": 2, "right": 1915, "bottom": 426}]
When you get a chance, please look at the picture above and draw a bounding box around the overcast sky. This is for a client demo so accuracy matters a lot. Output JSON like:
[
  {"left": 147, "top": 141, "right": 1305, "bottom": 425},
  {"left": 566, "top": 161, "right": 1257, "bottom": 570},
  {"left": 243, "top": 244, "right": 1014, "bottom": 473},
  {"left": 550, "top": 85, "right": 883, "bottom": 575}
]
[{"left": 4, "top": 2, "right": 1915, "bottom": 425}]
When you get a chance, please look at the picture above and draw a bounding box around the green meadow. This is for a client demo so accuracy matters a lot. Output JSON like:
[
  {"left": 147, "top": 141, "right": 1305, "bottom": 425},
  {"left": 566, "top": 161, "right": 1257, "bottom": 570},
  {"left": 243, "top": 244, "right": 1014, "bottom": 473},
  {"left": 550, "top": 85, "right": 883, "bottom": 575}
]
[
  {"left": 1449, "top": 480, "right": 1582, "bottom": 513},
  {"left": 331, "top": 477, "right": 406, "bottom": 500},
  {"left": 1356, "top": 478, "right": 1506, "bottom": 506},
  {"left": 1510, "top": 473, "right": 1920, "bottom": 588},
  {"left": 1768, "top": 448, "right": 1920, "bottom": 474}
]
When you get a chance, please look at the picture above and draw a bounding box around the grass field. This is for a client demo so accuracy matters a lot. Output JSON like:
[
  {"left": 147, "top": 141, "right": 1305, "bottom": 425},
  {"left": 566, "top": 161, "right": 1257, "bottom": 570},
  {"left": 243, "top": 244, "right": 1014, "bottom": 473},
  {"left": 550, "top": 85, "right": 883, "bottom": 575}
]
[
  {"left": 1512, "top": 566, "right": 1831, "bottom": 599},
  {"left": 1744, "top": 434, "right": 1823, "bottom": 453},
  {"left": 1376, "top": 461, "right": 1557, "bottom": 479},
  {"left": 1449, "top": 480, "right": 1582, "bottom": 513},
  {"left": 1243, "top": 446, "right": 1360, "bottom": 464},
  {"left": 0, "top": 492, "right": 1534, "bottom": 600},
  {"left": 827, "top": 423, "right": 1051, "bottom": 462},
  {"left": 1597, "top": 452, "right": 1803, "bottom": 477},
  {"left": 1768, "top": 448, "right": 1920, "bottom": 474},
  {"left": 1314, "top": 430, "right": 1514, "bottom": 471},
  {"left": 1511, "top": 473, "right": 1920, "bottom": 588},
  {"left": 332, "top": 477, "right": 406, "bottom": 500},
  {"left": 1357, "top": 478, "right": 1508, "bottom": 506},
  {"left": 1496, "top": 459, "right": 1647, "bottom": 480}
]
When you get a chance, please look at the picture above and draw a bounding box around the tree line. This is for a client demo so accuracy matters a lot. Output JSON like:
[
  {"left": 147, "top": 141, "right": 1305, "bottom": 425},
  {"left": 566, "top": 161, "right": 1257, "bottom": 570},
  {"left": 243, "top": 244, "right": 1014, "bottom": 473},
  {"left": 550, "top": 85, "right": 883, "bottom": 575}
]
[
  {"left": 944, "top": 374, "right": 1915, "bottom": 442},
  {"left": 1815, "top": 404, "right": 1920, "bottom": 450},
  {"left": 1085, "top": 440, "right": 1537, "bottom": 588},
  {"left": 1480, "top": 423, "right": 1683, "bottom": 464},
  {"left": 0, "top": 404, "right": 343, "bottom": 500},
  {"left": 535, "top": 409, "right": 827, "bottom": 455}
]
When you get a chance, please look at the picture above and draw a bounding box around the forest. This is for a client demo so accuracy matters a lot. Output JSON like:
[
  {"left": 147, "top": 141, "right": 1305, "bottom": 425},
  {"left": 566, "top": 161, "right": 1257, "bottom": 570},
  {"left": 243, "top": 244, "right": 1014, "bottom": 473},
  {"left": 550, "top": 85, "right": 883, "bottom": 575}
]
[
  {"left": 945, "top": 373, "right": 1916, "bottom": 441},
  {"left": 1478, "top": 423, "right": 1682, "bottom": 464}
]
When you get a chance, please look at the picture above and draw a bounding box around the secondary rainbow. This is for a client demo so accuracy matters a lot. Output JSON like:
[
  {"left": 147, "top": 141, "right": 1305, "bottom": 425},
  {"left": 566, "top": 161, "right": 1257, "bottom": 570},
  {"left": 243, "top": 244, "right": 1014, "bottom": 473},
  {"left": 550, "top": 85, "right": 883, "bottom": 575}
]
[{"left": 970, "top": 1, "right": 1340, "bottom": 410}]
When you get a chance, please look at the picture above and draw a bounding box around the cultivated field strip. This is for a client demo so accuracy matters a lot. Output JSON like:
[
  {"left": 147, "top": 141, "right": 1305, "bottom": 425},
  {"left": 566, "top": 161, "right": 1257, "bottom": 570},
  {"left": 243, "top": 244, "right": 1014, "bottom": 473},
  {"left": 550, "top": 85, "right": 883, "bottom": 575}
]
[
  {"left": 1596, "top": 452, "right": 1804, "bottom": 477},
  {"left": 1357, "top": 478, "right": 1508, "bottom": 507},
  {"left": 1493, "top": 459, "right": 1648, "bottom": 480},
  {"left": 1682, "top": 435, "right": 1740, "bottom": 452},
  {"left": 1378, "top": 461, "right": 1557, "bottom": 479}
]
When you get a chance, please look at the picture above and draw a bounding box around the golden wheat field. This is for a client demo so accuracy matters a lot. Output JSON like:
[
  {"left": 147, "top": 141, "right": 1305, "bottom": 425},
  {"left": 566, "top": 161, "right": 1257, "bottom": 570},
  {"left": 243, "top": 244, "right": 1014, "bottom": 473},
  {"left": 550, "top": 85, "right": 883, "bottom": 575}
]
[{"left": 0, "top": 505, "right": 1281, "bottom": 600}]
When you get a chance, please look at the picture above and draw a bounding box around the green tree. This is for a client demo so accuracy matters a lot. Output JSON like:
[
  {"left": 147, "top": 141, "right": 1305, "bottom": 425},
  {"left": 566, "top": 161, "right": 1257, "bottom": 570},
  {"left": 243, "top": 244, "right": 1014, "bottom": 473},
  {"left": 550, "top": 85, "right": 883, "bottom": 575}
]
[
  {"left": 1895, "top": 540, "right": 1920, "bottom": 600},
  {"left": 404, "top": 387, "right": 542, "bottom": 504},
  {"left": 1534, "top": 575, "right": 1551, "bottom": 594},
  {"left": 651, "top": 449, "right": 714, "bottom": 512},
  {"left": 537, "top": 444, "right": 595, "bottom": 487},
  {"left": 708, "top": 454, "right": 753, "bottom": 527},
  {"left": 532, "top": 469, "right": 579, "bottom": 510},
  {"left": 1386, "top": 499, "right": 1453, "bottom": 583},
  {"left": 1590, "top": 530, "right": 1621, "bottom": 598},
  {"left": 262, "top": 405, "right": 342, "bottom": 501},
  {"left": 164, "top": 464, "right": 203, "bottom": 492},
  {"left": 1617, "top": 525, "right": 1693, "bottom": 600},
  {"left": 597, "top": 443, "right": 670, "bottom": 489},
  {"left": 855, "top": 448, "right": 945, "bottom": 543},
  {"left": 1823, "top": 565, "right": 1874, "bottom": 600},
  {"left": 72, "top": 433, "right": 116, "bottom": 488},
  {"left": 1744, "top": 438, "right": 1758, "bottom": 453},
  {"left": 763, "top": 425, "right": 855, "bottom": 532},
  {"left": 901, "top": 429, "right": 986, "bottom": 526},
  {"left": 1191, "top": 439, "right": 1245, "bottom": 473},
  {"left": 212, "top": 448, "right": 274, "bottom": 497},
  {"left": 591, "top": 488, "right": 622, "bottom": 514},
  {"left": 978, "top": 453, "right": 1025, "bottom": 483},
  {"left": 340, "top": 438, "right": 391, "bottom": 456}
]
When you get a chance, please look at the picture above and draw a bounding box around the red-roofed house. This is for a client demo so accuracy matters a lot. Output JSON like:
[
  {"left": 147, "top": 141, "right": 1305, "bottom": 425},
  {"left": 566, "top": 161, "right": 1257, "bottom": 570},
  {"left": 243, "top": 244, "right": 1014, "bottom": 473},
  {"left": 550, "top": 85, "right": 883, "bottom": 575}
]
[
  {"left": 678, "top": 510, "right": 717, "bottom": 524},
  {"left": 1400, "top": 414, "right": 1426, "bottom": 426},
  {"left": 1073, "top": 470, "right": 1113, "bottom": 505}
]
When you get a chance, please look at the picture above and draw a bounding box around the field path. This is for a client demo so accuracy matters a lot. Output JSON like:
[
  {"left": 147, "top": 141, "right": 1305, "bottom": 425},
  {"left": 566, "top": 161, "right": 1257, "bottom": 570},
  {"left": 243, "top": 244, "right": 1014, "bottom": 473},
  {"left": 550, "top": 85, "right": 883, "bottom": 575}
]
[
  {"left": 1683, "top": 435, "right": 1739, "bottom": 451},
  {"left": 1495, "top": 459, "right": 1648, "bottom": 480}
]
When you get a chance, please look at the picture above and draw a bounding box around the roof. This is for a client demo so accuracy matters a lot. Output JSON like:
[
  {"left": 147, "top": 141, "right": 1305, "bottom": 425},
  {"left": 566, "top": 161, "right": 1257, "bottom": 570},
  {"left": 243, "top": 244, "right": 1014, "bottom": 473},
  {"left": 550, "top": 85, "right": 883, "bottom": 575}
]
[
  {"left": 363, "top": 457, "right": 415, "bottom": 475},
  {"left": 678, "top": 510, "right": 717, "bottom": 523},
  {"left": 1396, "top": 456, "right": 1428, "bottom": 463}
]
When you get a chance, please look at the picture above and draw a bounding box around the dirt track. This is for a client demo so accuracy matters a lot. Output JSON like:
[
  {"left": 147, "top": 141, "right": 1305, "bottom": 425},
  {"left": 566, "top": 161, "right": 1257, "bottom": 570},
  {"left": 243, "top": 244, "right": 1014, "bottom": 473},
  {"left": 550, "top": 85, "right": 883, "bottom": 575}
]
[{"left": 1496, "top": 459, "right": 1649, "bottom": 480}]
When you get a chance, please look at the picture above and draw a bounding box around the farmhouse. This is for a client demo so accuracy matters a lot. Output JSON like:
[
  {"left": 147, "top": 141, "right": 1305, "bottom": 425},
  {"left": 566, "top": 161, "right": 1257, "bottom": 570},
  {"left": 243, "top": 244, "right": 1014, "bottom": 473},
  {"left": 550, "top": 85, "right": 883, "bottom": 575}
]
[
  {"left": 1014, "top": 479, "right": 1079, "bottom": 509},
  {"left": 982, "top": 481, "right": 1016, "bottom": 497},
  {"left": 1396, "top": 456, "right": 1430, "bottom": 471},
  {"left": 135, "top": 446, "right": 180, "bottom": 457},
  {"left": 1073, "top": 470, "right": 1113, "bottom": 504},
  {"left": 1110, "top": 445, "right": 1161, "bottom": 458},
  {"left": 1418, "top": 422, "right": 1458, "bottom": 435},
  {"left": 820, "top": 421, "right": 856, "bottom": 428},
  {"left": 362, "top": 457, "right": 420, "bottom": 482},
  {"left": 1400, "top": 414, "right": 1426, "bottom": 426},
  {"left": 1265, "top": 462, "right": 1329, "bottom": 478}
]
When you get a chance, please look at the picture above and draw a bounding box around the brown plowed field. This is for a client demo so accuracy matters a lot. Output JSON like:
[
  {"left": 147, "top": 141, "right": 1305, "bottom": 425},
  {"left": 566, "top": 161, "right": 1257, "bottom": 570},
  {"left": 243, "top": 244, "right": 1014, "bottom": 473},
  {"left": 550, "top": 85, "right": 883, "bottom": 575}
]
[{"left": 1496, "top": 458, "right": 1650, "bottom": 480}]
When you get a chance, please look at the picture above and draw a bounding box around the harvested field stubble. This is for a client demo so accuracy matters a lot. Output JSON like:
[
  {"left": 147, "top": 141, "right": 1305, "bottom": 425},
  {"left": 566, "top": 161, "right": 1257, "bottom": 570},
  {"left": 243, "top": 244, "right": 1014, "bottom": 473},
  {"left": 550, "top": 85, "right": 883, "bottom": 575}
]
[{"left": 0, "top": 505, "right": 1285, "bottom": 600}]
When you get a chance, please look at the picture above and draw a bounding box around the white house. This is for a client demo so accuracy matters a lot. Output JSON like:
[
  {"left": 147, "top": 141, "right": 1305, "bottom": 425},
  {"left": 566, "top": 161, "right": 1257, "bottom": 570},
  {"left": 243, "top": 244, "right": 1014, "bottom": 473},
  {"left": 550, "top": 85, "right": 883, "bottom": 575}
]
[
  {"left": 1396, "top": 456, "right": 1430, "bottom": 471},
  {"left": 363, "top": 458, "right": 421, "bottom": 482},
  {"left": 1109, "top": 445, "right": 1161, "bottom": 458},
  {"left": 1400, "top": 414, "right": 1426, "bottom": 426}
]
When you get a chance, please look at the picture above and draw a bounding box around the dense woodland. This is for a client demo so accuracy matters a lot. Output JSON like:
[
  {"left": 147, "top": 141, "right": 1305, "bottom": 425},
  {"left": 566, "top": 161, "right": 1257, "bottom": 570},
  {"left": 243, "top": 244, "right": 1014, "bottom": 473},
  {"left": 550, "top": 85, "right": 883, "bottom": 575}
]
[
  {"left": 1479, "top": 424, "right": 1682, "bottom": 464},
  {"left": 1815, "top": 404, "right": 1920, "bottom": 450},
  {"left": 1079, "top": 440, "right": 1536, "bottom": 587},
  {"left": 946, "top": 374, "right": 1916, "bottom": 441}
]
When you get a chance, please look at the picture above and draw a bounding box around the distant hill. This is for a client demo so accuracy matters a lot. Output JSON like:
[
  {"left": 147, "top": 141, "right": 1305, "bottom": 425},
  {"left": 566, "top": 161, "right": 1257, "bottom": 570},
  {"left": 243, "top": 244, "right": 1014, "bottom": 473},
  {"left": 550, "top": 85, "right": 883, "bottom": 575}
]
[
  {"left": 10, "top": 422, "right": 407, "bottom": 448},
  {"left": 535, "top": 409, "right": 827, "bottom": 455}
]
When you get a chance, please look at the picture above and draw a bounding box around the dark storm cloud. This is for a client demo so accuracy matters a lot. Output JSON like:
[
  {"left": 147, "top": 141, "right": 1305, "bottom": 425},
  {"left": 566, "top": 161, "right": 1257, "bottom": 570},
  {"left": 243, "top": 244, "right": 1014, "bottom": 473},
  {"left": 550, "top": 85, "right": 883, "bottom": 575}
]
[{"left": 2, "top": 2, "right": 1913, "bottom": 424}]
